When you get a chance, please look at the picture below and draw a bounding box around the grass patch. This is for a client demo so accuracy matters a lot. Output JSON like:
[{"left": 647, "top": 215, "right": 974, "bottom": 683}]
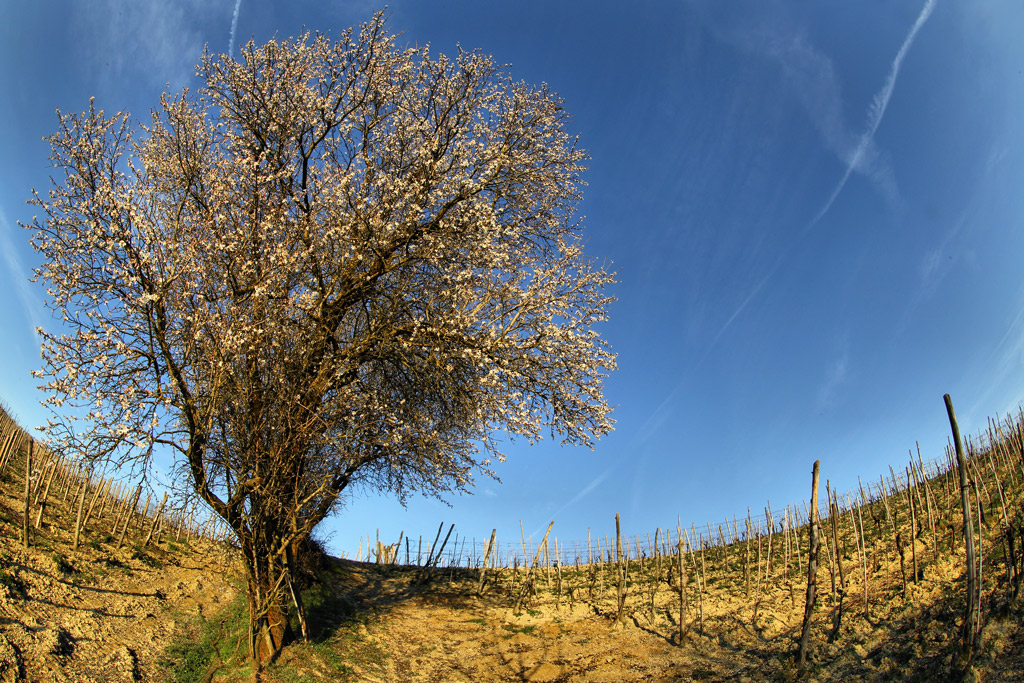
[
  {"left": 268, "top": 611, "right": 388, "bottom": 683},
  {"left": 51, "top": 552, "right": 77, "bottom": 575},
  {"left": 131, "top": 546, "right": 164, "bottom": 569},
  {"left": 503, "top": 624, "right": 537, "bottom": 636},
  {"left": 263, "top": 564, "right": 389, "bottom": 682},
  {"left": 158, "top": 591, "right": 249, "bottom": 683},
  {"left": 0, "top": 568, "right": 27, "bottom": 598}
]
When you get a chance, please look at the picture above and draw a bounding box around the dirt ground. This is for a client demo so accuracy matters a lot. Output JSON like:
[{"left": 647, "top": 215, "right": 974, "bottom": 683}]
[
  {"left": 0, "top": 470, "right": 239, "bottom": 683},
  {"left": 2, "top": 515, "right": 1024, "bottom": 683},
  {"left": 1, "top": 433, "right": 1023, "bottom": 682},
  {"left": 263, "top": 545, "right": 1024, "bottom": 683}
]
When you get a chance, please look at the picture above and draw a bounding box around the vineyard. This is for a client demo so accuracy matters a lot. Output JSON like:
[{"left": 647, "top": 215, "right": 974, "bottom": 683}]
[
  {"left": 1, "top": 397, "right": 1023, "bottom": 681},
  {"left": 0, "top": 404, "right": 237, "bottom": 682}
]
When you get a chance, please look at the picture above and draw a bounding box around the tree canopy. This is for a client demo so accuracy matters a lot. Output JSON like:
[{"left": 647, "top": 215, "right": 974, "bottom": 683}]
[{"left": 28, "top": 13, "right": 614, "bottom": 667}]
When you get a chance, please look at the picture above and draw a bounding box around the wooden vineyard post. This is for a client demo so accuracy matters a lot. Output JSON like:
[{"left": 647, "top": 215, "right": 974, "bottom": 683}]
[
  {"left": 945, "top": 393, "right": 979, "bottom": 662},
  {"left": 72, "top": 477, "right": 88, "bottom": 552},
  {"left": 907, "top": 467, "right": 919, "bottom": 584},
  {"left": 143, "top": 492, "right": 168, "bottom": 547},
  {"left": 513, "top": 521, "right": 554, "bottom": 613},
  {"left": 34, "top": 455, "right": 58, "bottom": 529},
  {"left": 798, "top": 460, "right": 821, "bottom": 668},
  {"left": 418, "top": 523, "right": 455, "bottom": 582},
  {"left": 81, "top": 475, "right": 107, "bottom": 531},
  {"left": 854, "top": 491, "right": 870, "bottom": 620},
  {"left": 614, "top": 513, "right": 627, "bottom": 626},
  {"left": 744, "top": 513, "right": 751, "bottom": 597},
  {"left": 554, "top": 539, "right": 563, "bottom": 610},
  {"left": 117, "top": 486, "right": 143, "bottom": 549},
  {"left": 22, "top": 438, "right": 33, "bottom": 550},
  {"left": 477, "top": 529, "right": 497, "bottom": 596},
  {"left": 828, "top": 490, "right": 845, "bottom": 643},
  {"left": 986, "top": 443, "right": 1018, "bottom": 596},
  {"left": 675, "top": 519, "right": 688, "bottom": 644}
]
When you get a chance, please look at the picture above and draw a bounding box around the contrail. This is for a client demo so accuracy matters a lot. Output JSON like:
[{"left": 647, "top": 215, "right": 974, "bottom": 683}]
[
  {"left": 711, "top": 0, "right": 937, "bottom": 354},
  {"left": 530, "top": 467, "right": 613, "bottom": 538},
  {"left": 804, "top": 0, "right": 936, "bottom": 234},
  {"left": 228, "top": 0, "right": 242, "bottom": 55}
]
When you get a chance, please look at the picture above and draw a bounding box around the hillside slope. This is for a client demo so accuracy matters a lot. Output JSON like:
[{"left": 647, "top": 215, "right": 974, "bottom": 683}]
[
  {"left": 0, "top": 409, "right": 239, "bottom": 682},
  {"left": 1, "top": 401, "right": 1023, "bottom": 682}
]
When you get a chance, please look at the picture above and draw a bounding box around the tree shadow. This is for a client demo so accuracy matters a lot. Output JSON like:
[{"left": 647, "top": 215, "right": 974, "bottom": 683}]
[{"left": 297, "top": 558, "right": 507, "bottom": 642}]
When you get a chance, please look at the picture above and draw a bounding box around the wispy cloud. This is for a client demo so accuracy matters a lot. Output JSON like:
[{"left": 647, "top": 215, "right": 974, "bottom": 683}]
[
  {"left": 71, "top": 0, "right": 217, "bottom": 93},
  {"left": 803, "top": 0, "right": 936, "bottom": 233},
  {"left": 816, "top": 342, "right": 850, "bottom": 412},
  {"left": 894, "top": 142, "right": 1005, "bottom": 339},
  {"left": 0, "top": 206, "right": 46, "bottom": 336},
  {"left": 966, "top": 296, "right": 1024, "bottom": 422},
  {"left": 706, "top": 1, "right": 937, "bottom": 350},
  {"left": 702, "top": 253, "right": 786, "bottom": 360},
  {"left": 228, "top": 0, "right": 242, "bottom": 56},
  {"left": 531, "top": 467, "right": 612, "bottom": 537}
]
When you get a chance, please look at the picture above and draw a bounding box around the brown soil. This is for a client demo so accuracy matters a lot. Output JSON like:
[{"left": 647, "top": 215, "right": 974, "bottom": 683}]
[
  {"left": 1, "top": 421, "right": 1023, "bottom": 682},
  {"left": 0, "top": 468, "right": 239, "bottom": 683},
  {"left": 258, "top": 549, "right": 1024, "bottom": 683}
]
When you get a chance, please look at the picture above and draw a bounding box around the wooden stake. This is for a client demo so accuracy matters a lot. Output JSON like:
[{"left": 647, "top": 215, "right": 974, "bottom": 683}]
[
  {"left": 117, "top": 486, "right": 144, "bottom": 549},
  {"left": 676, "top": 520, "right": 688, "bottom": 644},
  {"left": 22, "top": 438, "right": 33, "bottom": 550},
  {"left": 142, "top": 492, "right": 168, "bottom": 547},
  {"left": 477, "top": 529, "right": 497, "bottom": 596},
  {"left": 945, "top": 394, "right": 979, "bottom": 659},
  {"left": 798, "top": 460, "right": 821, "bottom": 668},
  {"left": 72, "top": 477, "right": 88, "bottom": 552},
  {"left": 514, "top": 521, "right": 554, "bottom": 613},
  {"left": 614, "top": 513, "right": 627, "bottom": 625}
]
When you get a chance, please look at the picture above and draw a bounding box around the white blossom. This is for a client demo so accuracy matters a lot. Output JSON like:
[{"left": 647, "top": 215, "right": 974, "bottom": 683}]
[{"left": 26, "top": 12, "right": 614, "bottom": 665}]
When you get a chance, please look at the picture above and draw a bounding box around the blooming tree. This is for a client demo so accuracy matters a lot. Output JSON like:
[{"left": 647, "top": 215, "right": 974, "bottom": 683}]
[{"left": 28, "top": 13, "right": 614, "bottom": 667}]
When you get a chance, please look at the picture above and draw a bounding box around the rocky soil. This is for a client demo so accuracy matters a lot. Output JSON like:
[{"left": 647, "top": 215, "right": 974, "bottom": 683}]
[{"left": 0, "top": 466, "right": 238, "bottom": 683}]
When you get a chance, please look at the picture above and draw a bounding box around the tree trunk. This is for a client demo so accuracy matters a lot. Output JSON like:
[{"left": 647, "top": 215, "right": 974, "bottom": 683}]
[
  {"left": 237, "top": 529, "right": 296, "bottom": 673},
  {"left": 248, "top": 562, "right": 291, "bottom": 669}
]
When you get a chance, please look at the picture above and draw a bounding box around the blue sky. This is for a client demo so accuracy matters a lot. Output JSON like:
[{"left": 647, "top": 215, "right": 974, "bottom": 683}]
[{"left": 3, "top": 0, "right": 1024, "bottom": 560}]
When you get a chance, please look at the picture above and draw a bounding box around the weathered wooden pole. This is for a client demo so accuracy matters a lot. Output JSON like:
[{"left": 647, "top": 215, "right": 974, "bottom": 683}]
[
  {"left": 798, "top": 460, "right": 821, "bottom": 667},
  {"left": 34, "top": 457, "right": 58, "bottom": 529},
  {"left": 945, "top": 394, "right": 979, "bottom": 660},
  {"left": 142, "top": 492, "right": 168, "bottom": 547},
  {"left": 676, "top": 520, "right": 688, "bottom": 644},
  {"left": 615, "top": 513, "right": 627, "bottom": 625},
  {"left": 828, "top": 491, "right": 846, "bottom": 642},
  {"left": 476, "top": 529, "right": 497, "bottom": 596},
  {"left": 22, "top": 438, "right": 34, "bottom": 550},
  {"left": 116, "top": 486, "right": 144, "bottom": 549},
  {"left": 514, "top": 521, "right": 554, "bottom": 613}
]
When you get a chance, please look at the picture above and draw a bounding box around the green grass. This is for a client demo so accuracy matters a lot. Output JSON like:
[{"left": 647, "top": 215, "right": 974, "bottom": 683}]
[
  {"left": 158, "top": 591, "right": 249, "bottom": 683},
  {"left": 503, "top": 623, "right": 537, "bottom": 636},
  {"left": 157, "top": 563, "right": 390, "bottom": 683},
  {"left": 267, "top": 605, "right": 388, "bottom": 682},
  {"left": 131, "top": 544, "right": 164, "bottom": 568},
  {"left": 0, "top": 568, "right": 27, "bottom": 598},
  {"left": 51, "top": 552, "right": 77, "bottom": 575}
]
